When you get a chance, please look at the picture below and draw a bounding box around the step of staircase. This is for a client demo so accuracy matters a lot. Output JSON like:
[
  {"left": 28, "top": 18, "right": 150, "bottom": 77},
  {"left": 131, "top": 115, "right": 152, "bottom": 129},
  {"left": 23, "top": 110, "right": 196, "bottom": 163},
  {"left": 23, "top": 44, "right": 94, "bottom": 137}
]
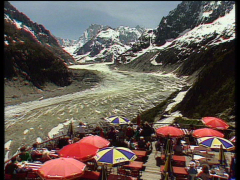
[{"left": 141, "top": 141, "right": 162, "bottom": 179}]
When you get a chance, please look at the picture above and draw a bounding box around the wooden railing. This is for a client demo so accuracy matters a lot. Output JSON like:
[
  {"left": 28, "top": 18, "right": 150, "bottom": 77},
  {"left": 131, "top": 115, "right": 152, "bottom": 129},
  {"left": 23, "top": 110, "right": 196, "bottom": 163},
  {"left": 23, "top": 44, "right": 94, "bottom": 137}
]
[{"left": 4, "top": 134, "right": 68, "bottom": 165}]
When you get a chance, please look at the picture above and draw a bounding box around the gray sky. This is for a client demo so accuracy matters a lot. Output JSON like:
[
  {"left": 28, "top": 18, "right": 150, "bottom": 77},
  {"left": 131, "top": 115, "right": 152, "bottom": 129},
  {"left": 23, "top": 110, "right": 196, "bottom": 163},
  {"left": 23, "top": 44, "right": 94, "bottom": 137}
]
[{"left": 9, "top": 1, "right": 182, "bottom": 40}]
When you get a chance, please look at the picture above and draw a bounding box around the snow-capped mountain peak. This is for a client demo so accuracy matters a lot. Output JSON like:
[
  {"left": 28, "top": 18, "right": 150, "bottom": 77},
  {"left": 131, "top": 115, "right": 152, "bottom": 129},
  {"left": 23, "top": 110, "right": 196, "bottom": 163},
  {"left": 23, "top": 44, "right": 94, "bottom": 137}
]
[
  {"left": 61, "top": 24, "right": 147, "bottom": 63},
  {"left": 97, "top": 27, "right": 119, "bottom": 40}
]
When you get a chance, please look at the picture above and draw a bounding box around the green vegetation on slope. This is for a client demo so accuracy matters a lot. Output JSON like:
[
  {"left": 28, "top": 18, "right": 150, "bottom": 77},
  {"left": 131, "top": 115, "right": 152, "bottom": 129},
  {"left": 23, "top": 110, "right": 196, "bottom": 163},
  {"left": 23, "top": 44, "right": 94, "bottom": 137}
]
[{"left": 175, "top": 40, "right": 235, "bottom": 119}]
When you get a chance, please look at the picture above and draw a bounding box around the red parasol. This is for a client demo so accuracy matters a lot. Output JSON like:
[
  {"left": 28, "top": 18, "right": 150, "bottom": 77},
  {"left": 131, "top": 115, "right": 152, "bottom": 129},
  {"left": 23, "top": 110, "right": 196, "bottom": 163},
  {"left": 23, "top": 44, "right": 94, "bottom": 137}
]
[
  {"left": 37, "top": 157, "right": 86, "bottom": 179},
  {"left": 202, "top": 117, "right": 229, "bottom": 130},
  {"left": 156, "top": 126, "right": 184, "bottom": 137},
  {"left": 192, "top": 128, "right": 224, "bottom": 138},
  {"left": 79, "top": 135, "right": 110, "bottom": 149},
  {"left": 58, "top": 142, "right": 99, "bottom": 162}
]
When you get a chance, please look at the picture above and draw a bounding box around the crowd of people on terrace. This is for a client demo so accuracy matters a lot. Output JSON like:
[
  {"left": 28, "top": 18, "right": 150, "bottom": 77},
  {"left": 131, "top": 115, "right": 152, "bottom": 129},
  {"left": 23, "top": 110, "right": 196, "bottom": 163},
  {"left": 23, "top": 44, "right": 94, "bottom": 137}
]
[
  {"left": 75, "top": 121, "right": 156, "bottom": 150},
  {"left": 5, "top": 120, "right": 236, "bottom": 180}
]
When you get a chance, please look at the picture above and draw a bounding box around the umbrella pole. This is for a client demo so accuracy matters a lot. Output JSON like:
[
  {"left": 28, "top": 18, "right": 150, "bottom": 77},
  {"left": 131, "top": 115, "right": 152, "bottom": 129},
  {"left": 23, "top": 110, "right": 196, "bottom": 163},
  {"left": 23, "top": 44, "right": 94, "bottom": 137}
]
[
  {"left": 206, "top": 148, "right": 209, "bottom": 163},
  {"left": 191, "top": 151, "right": 194, "bottom": 161},
  {"left": 101, "top": 164, "right": 108, "bottom": 180}
]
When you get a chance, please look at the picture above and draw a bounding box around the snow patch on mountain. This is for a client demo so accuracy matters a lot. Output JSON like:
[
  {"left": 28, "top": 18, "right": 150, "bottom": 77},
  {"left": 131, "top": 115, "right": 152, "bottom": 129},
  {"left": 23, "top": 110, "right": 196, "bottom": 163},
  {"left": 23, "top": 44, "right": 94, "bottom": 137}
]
[
  {"left": 121, "top": 5, "right": 235, "bottom": 67},
  {"left": 171, "top": 4, "right": 235, "bottom": 49}
]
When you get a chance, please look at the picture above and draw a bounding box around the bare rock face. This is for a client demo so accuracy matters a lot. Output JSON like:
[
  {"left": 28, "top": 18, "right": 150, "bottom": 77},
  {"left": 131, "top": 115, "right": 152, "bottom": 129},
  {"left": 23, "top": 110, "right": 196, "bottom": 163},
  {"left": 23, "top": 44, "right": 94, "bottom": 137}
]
[{"left": 155, "top": 1, "right": 235, "bottom": 45}]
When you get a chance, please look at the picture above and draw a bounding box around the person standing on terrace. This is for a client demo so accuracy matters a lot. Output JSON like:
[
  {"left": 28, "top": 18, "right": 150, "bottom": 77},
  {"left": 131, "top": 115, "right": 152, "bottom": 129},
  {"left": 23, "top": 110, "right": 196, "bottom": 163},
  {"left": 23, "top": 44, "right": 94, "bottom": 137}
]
[
  {"left": 134, "top": 126, "right": 141, "bottom": 141},
  {"left": 187, "top": 161, "right": 198, "bottom": 180},
  {"left": 107, "top": 127, "right": 117, "bottom": 146},
  {"left": 77, "top": 121, "right": 86, "bottom": 139},
  {"left": 188, "top": 125, "right": 197, "bottom": 145},
  {"left": 196, "top": 164, "right": 212, "bottom": 180},
  {"left": 31, "top": 143, "right": 42, "bottom": 161},
  {"left": 117, "top": 126, "right": 125, "bottom": 145},
  {"left": 174, "top": 139, "right": 183, "bottom": 155}
]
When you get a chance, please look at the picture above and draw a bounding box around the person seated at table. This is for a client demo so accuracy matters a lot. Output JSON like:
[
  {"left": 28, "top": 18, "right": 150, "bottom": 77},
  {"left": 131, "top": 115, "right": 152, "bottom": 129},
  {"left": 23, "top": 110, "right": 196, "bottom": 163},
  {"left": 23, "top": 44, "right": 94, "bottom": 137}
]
[
  {"left": 100, "top": 127, "right": 106, "bottom": 138},
  {"left": 93, "top": 126, "right": 102, "bottom": 136},
  {"left": 31, "top": 143, "right": 42, "bottom": 162},
  {"left": 5, "top": 157, "right": 19, "bottom": 179},
  {"left": 137, "top": 136, "right": 147, "bottom": 150},
  {"left": 187, "top": 161, "right": 198, "bottom": 180},
  {"left": 146, "top": 140, "right": 151, "bottom": 151},
  {"left": 86, "top": 158, "right": 98, "bottom": 171},
  {"left": 197, "top": 164, "right": 212, "bottom": 180},
  {"left": 174, "top": 139, "right": 183, "bottom": 155},
  {"left": 18, "top": 147, "right": 32, "bottom": 162},
  {"left": 126, "top": 124, "right": 135, "bottom": 139},
  {"left": 73, "top": 137, "right": 80, "bottom": 143},
  {"left": 128, "top": 138, "right": 136, "bottom": 150},
  {"left": 40, "top": 150, "right": 52, "bottom": 163}
]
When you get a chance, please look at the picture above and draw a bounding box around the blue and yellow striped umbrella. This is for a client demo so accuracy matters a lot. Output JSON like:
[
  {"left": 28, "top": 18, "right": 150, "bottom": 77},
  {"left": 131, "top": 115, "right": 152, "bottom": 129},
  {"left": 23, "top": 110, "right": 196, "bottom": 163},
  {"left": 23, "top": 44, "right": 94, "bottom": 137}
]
[
  {"left": 95, "top": 147, "right": 137, "bottom": 166},
  {"left": 106, "top": 116, "right": 130, "bottom": 125},
  {"left": 197, "top": 137, "right": 235, "bottom": 151}
]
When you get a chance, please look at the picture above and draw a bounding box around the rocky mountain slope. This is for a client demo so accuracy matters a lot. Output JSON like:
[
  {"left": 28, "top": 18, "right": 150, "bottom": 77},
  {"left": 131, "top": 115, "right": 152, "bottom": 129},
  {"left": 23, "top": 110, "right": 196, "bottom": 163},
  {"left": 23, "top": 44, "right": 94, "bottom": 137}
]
[
  {"left": 155, "top": 1, "right": 235, "bottom": 46},
  {"left": 4, "top": 1, "right": 235, "bottom": 122},
  {"left": 4, "top": 1, "right": 76, "bottom": 89},
  {"left": 114, "top": 1, "right": 235, "bottom": 120},
  {"left": 58, "top": 24, "right": 109, "bottom": 50}
]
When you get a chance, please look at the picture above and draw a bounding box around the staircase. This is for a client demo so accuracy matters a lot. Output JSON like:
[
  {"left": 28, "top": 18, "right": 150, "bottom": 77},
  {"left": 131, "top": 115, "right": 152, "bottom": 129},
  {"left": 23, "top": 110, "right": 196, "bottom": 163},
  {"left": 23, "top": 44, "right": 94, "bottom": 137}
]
[{"left": 141, "top": 141, "right": 162, "bottom": 180}]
